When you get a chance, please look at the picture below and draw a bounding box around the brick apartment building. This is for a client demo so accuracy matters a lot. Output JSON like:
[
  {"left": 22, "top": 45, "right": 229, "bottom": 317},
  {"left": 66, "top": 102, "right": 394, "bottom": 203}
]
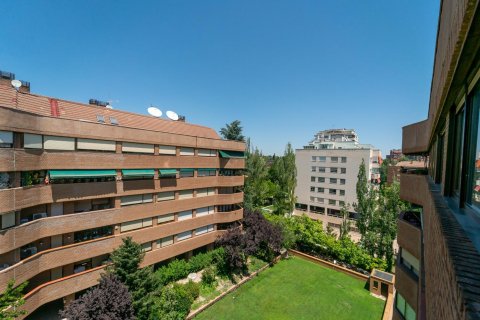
[
  {"left": 0, "top": 73, "right": 245, "bottom": 318},
  {"left": 396, "top": 0, "right": 480, "bottom": 319}
]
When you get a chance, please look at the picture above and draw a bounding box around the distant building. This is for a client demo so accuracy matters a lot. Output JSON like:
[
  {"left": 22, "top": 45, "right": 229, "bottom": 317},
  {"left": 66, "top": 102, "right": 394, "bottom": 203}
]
[
  {"left": 294, "top": 129, "right": 381, "bottom": 239},
  {"left": 386, "top": 149, "right": 403, "bottom": 161},
  {"left": 387, "top": 160, "right": 426, "bottom": 185}
]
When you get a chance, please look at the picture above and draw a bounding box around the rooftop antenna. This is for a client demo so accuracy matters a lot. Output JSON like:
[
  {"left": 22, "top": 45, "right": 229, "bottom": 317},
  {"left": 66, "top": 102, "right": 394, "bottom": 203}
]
[
  {"left": 147, "top": 106, "right": 162, "bottom": 117},
  {"left": 11, "top": 80, "right": 21, "bottom": 108},
  {"left": 166, "top": 110, "right": 179, "bottom": 121}
]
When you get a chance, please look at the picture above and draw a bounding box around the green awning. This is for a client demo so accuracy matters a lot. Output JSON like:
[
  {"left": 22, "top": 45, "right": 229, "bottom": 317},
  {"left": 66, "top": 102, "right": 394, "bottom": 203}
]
[
  {"left": 159, "top": 169, "right": 177, "bottom": 176},
  {"left": 121, "top": 169, "right": 155, "bottom": 177},
  {"left": 49, "top": 170, "right": 117, "bottom": 179},
  {"left": 179, "top": 168, "right": 194, "bottom": 173},
  {"left": 219, "top": 150, "right": 245, "bottom": 159},
  {"left": 198, "top": 168, "right": 217, "bottom": 172}
]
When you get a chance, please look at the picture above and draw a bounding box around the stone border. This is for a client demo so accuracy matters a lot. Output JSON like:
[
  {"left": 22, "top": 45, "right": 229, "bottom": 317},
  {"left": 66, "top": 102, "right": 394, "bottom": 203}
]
[
  {"left": 187, "top": 255, "right": 282, "bottom": 319},
  {"left": 288, "top": 249, "right": 369, "bottom": 281}
]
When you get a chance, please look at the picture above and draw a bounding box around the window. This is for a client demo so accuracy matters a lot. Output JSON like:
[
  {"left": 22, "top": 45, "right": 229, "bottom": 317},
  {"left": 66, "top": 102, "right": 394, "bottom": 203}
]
[
  {"left": 316, "top": 198, "right": 324, "bottom": 203},
  {"left": 77, "top": 138, "right": 116, "bottom": 152},
  {"left": 0, "top": 131, "right": 13, "bottom": 148},
  {"left": 96, "top": 115, "right": 105, "bottom": 123},
  {"left": 340, "top": 190, "right": 345, "bottom": 196},
  {"left": 196, "top": 206, "right": 214, "bottom": 217},
  {"left": 120, "top": 218, "right": 152, "bottom": 232},
  {"left": 452, "top": 107, "right": 465, "bottom": 197},
  {"left": 178, "top": 189, "right": 194, "bottom": 199},
  {"left": 311, "top": 166, "right": 316, "bottom": 172},
  {"left": 330, "top": 167, "right": 338, "bottom": 173},
  {"left": 198, "top": 149, "right": 216, "bottom": 157},
  {"left": 109, "top": 117, "right": 118, "bottom": 125},
  {"left": 318, "top": 167, "right": 326, "bottom": 173},
  {"left": 310, "top": 186, "right": 315, "bottom": 192},
  {"left": 142, "top": 242, "right": 152, "bottom": 252},
  {"left": 311, "top": 176, "right": 316, "bottom": 182},
  {"left": 318, "top": 177, "right": 325, "bottom": 183},
  {"left": 180, "top": 147, "right": 195, "bottom": 156},
  {"left": 177, "top": 231, "right": 192, "bottom": 241},
  {"left": 24, "top": 134, "right": 43, "bottom": 149},
  {"left": 469, "top": 85, "right": 480, "bottom": 208},
  {"left": 395, "top": 293, "right": 416, "bottom": 320},
  {"left": 122, "top": 142, "right": 154, "bottom": 154},
  {"left": 311, "top": 156, "right": 316, "bottom": 162},
  {"left": 331, "top": 157, "right": 338, "bottom": 163},
  {"left": 329, "top": 199, "right": 336, "bottom": 205},
  {"left": 340, "top": 179, "right": 346, "bottom": 185},
  {"left": 157, "top": 236, "right": 174, "bottom": 248},
  {"left": 44, "top": 136, "right": 75, "bottom": 150},
  {"left": 329, "top": 189, "right": 336, "bottom": 195},
  {"left": 157, "top": 191, "right": 175, "bottom": 201},
  {"left": 341, "top": 157, "right": 347, "bottom": 163},
  {"left": 1, "top": 212, "right": 15, "bottom": 229},
  {"left": 196, "top": 188, "right": 215, "bottom": 197},
  {"left": 158, "top": 213, "right": 174, "bottom": 224},
  {"left": 400, "top": 248, "right": 420, "bottom": 276},
  {"left": 339, "top": 201, "right": 345, "bottom": 206},
  {"left": 319, "top": 156, "right": 326, "bottom": 162},
  {"left": 159, "top": 145, "right": 176, "bottom": 155},
  {"left": 178, "top": 210, "right": 193, "bottom": 221},
  {"left": 120, "top": 194, "right": 153, "bottom": 206},
  {"left": 317, "top": 187, "right": 324, "bottom": 193},
  {"left": 310, "top": 196, "right": 315, "bottom": 202},
  {"left": 341, "top": 168, "right": 346, "bottom": 174},
  {"left": 330, "top": 178, "right": 337, "bottom": 184},
  {"left": 180, "top": 169, "right": 194, "bottom": 178},
  {"left": 198, "top": 169, "right": 216, "bottom": 177}
]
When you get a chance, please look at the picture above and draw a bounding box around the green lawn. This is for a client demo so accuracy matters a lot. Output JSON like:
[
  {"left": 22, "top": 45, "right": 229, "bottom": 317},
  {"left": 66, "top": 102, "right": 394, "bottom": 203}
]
[{"left": 195, "top": 257, "right": 384, "bottom": 320}]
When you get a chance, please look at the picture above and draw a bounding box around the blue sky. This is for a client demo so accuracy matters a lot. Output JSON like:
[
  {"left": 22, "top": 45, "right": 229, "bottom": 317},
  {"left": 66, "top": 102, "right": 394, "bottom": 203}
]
[{"left": 0, "top": 1, "right": 439, "bottom": 156}]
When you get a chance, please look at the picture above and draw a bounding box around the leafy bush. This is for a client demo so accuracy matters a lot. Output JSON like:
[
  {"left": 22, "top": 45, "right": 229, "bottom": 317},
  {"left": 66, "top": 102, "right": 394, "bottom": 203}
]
[
  {"left": 152, "top": 283, "right": 193, "bottom": 320},
  {"left": 201, "top": 267, "right": 216, "bottom": 286},
  {"left": 183, "top": 281, "right": 200, "bottom": 301},
  {"left": 187, "top": 252, "right": 213, "bottom": 273}
]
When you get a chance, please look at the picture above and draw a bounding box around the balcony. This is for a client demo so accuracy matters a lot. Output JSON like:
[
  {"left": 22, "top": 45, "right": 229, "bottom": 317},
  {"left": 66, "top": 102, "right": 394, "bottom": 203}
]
[
  {"left": 399, "top": 172, "right": 429, "bottom": 206},
  {"left": 402, "top": 119, "right": 429, "bottom": 155},
  {"left": 0, "top": 209, "right": 241, "bottom": 291},
  {"left": 0, "top": 149, "right": 245, "bottom": 172},
  {"left": 0, "top": 175, "right": 244, "bottom": 212},
  {"left": 395, "top": 262, "right": 419, "bottom": 313},
  {"left": 18, "top": 231, "right": 225, "bottom": 318},
  {"left": 397, "top": 211, "right": 422, "bottom": 260}
]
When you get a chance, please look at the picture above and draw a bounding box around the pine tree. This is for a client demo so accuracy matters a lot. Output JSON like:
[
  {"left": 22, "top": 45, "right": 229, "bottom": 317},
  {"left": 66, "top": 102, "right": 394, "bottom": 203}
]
[{"left": 219, "top": 120, "right": 245, "bottom": 141}]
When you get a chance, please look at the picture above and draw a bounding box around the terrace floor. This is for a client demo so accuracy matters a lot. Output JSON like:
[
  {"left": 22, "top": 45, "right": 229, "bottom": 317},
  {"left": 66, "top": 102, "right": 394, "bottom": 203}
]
[{"left": 195, "top": 256, "right": 385, "bottom": 320}]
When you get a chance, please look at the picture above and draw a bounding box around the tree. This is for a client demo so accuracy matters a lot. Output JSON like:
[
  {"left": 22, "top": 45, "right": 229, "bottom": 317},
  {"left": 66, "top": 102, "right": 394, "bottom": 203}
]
[
  {"left": 242, "top": 210, "right": 283, "bottom": 262},
  {"left": 215, "top": 227, "right": 247, "bottom": 273},
  {"left": 60, "top": 274, "right": 135, "bottom": 320},
  {"left": 269, "top": 143, "right": 297, "bottom": 216},
  {"left": 219, "top": 120, "right": 245, "bottom": 141},
  {"left": 109, "top": 237, "right": 161, "bottom": 319},
  {"left": 353, "top": 159, "right": 377, "bottom": 255},
  {"left": 244, "top": 148, "right": 270, "bottom": 211},
  {"left": 0, "top": 280, "right": 28, "bottom": 320},
  {"left": 339, "top": 203, "right": 352, "bottom": 240}
]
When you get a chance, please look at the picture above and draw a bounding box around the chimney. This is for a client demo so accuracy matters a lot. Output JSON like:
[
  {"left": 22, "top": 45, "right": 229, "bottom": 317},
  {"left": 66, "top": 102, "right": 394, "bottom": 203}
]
[{"left": 0, "top": 70, "right": 31, "bottom": 93}]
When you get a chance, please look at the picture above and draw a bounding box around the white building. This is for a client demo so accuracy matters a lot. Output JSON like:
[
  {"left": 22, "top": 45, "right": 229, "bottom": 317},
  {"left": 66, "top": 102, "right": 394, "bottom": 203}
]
[{"left": 294, "top": 129, "right": 381, "bottom": 237}]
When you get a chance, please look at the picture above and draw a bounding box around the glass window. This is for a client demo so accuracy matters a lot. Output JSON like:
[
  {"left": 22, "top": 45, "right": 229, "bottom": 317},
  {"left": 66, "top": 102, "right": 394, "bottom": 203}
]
[
  {"left": 341, "top": 168, "right": 346, "bottom": 174},
  {"left": 310, "top": 186, "right": 315, "bottom": 192},
  {"left": 311, "top": 166, "right": 316, "bottom": 172},
  {"left": 340, "top": 179, "right": 346, "bottom": 184},
  {"left": 453, "top": 107, "right": 465, "bottom": 197},
  {"left": 329, "top": 189, "right": 336, "bottom": 195},
  {"left": 340, "top": 190, "right": 345, "bottom": 196},
  {"left": 330, "top": 178, "right": 337, "bottom": 184},
  {"left": 318, "top": 167, "right": 326, "bottom": 173},
  {"left": 396, "top": 293, "right": 406, "bottom": 316},
  {"left": 311, "top": 156, "right": 316, "bottom": 162},
  {"left": 319, "top": 156, "right": 326, "bottom": 162},
  {"left": 331, "top": 157, "right": 338, "bottom": 163},
  {"left": 470, "top": 85, "right": 480, "bottom": 209},
  {"left": 341, "top": 157, "right": 347, "bottom": 163},
  {"left": 330, "top": 167, "right": 338, "bottom": 173},
  {"left": 311, "top": 176, "right": 316, "bottom": 182},
  {"left": 317, "top": 187, "right": 324, "bottom": 193},
  {"left": 328, "top": 199, "right": 336, "bottom": 205},
  {"left": 318, "top": 177, "right": 325, "bottom": 183}
]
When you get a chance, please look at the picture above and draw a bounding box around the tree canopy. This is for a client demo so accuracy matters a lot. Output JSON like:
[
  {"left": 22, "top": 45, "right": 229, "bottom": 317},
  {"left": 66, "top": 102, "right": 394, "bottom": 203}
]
[
  {"left": 0, "top": 280, "right": 27, "bottom": 320},
  {"left": 219, "top": 120, "right": 245, "bottom": 141}
]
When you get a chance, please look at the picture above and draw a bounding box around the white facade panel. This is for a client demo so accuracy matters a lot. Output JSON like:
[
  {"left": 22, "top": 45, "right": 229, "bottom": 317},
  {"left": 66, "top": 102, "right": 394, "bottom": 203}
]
[
  {"left": 44, "top": 136, "right": 75, "bottom": 150},
  {"left": 77, "top": 138, "right": 116, "bottom": 151}
]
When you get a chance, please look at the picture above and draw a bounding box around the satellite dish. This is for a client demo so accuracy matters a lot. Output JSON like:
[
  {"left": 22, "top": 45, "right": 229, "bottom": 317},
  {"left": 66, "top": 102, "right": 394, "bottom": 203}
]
[
  {"left": 148, "top": 107, "right": 162, "bottom": 117},
  {"left": 11, "top": 80, "right": 21, "bottom": 90},
  {"left": 106, "top": 104, "right": 113, "bottom": 109},
  {"left": 166, "top": 110, "right": 179, "bottom": 121}
]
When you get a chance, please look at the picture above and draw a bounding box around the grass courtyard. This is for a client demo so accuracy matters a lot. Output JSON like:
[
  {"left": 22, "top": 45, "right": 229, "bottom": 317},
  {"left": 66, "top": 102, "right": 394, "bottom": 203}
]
[{"left": 195, "top": 257, "right": 385, "bottom": 320}]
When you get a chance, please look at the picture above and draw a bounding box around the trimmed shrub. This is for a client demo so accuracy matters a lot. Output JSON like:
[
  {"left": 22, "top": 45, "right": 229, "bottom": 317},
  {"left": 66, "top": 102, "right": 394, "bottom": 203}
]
[
  {"left": 184, "top": 280, "right": 200, "bottom": 301},
  {"left": 201, "top": 267, "right": 216, "bottom": 286}
]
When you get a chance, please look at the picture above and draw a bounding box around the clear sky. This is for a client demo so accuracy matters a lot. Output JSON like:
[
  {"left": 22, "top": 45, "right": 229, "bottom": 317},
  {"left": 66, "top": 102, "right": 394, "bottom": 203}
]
[{"left": 0, "top": 1, "right": 439, "bottom": 156}]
